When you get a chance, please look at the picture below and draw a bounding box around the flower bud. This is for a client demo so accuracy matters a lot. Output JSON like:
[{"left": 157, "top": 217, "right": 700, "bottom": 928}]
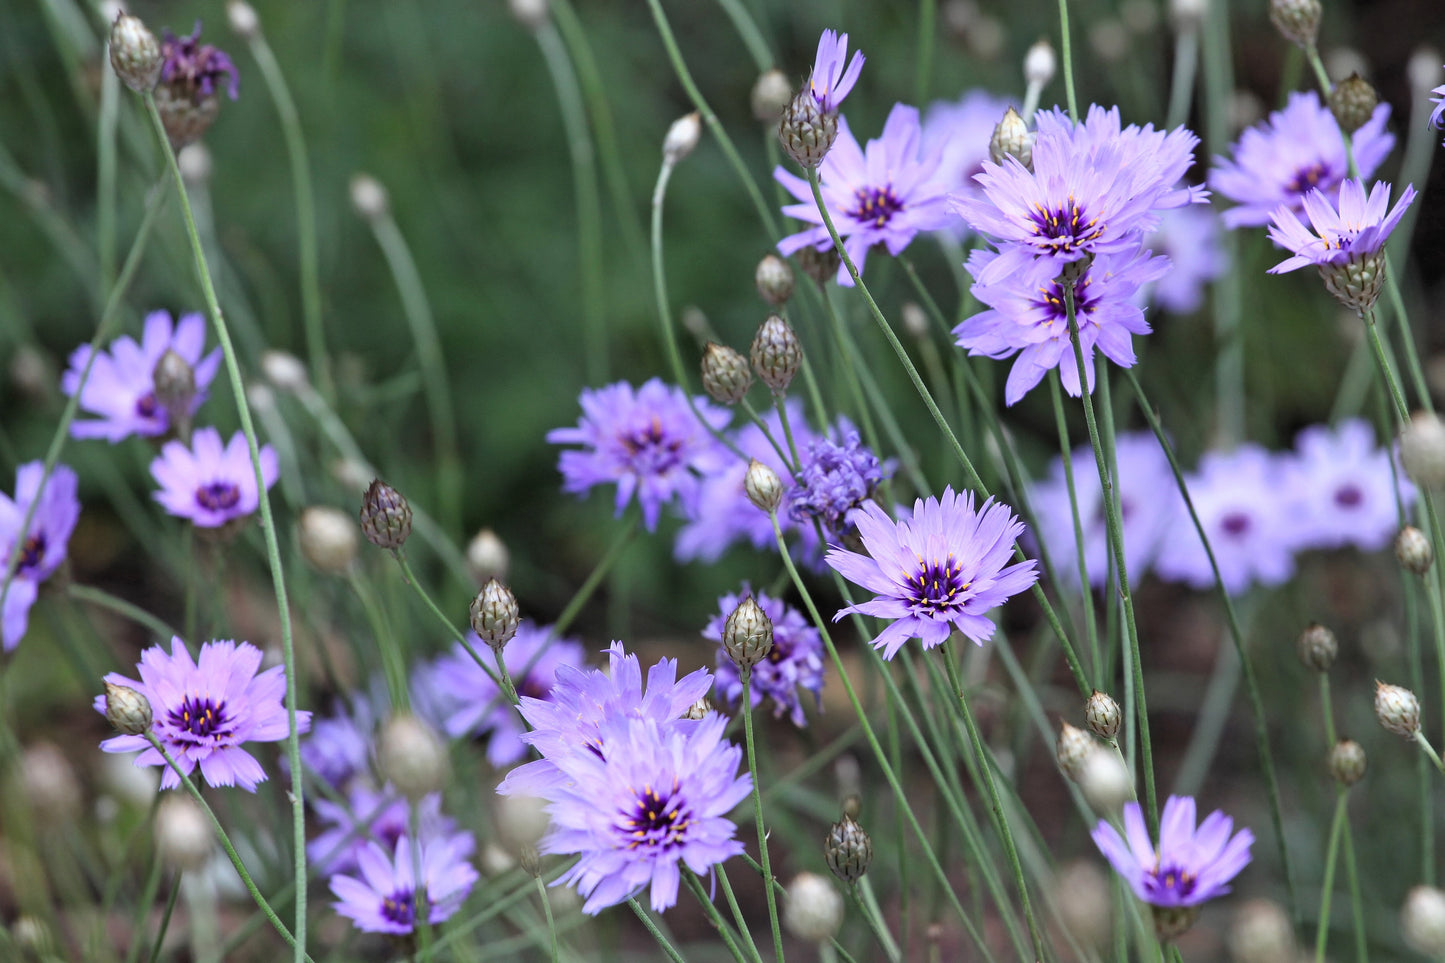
[
  {"left": 751, "top": 314, "right": 802, "bottom": 393},
  {"left": 682, "top": 697, "right": 714, "bottom": 720},
  {"left": 260, "top": 350, "right": 309, "bottom": 393},
  {"left": 360, "top": 479, "right": 411, "bottom": 550},
  {"left": 1056, "top": 720, "right": 1094, "bottom": 781},
  {"left": 349, "top": 173, "right": 389, "bottom": 221},
  {"left": 989, "top": 107, "right": 1034, "bottom": 170},
  {"left": 1050, "top": 861, "right": 1113, "bottom": 949},
  {"left": 1408, "top": 48, "right": 1443, "bottom": 95},
  {"left": 378, "top": 713, "right": 448, "bottom": 801},
  {"left": 1401, "top": 412, "right": 1445, "bottom": 490},
  {"left": 795, "top": 244, "right": 841, "bottom": 287},
  {"left": 152, "top": 349, "right": 196, "bottom": 431},
  {"left": 508, "top": 0, "right": 549, "bottom": 30},
  {"left": 496, "top": 791, "right": 550, "bottom": 851},
  {"left": 1403, "top": 886, "right": 1445, "bottom": 957},
  {"left": 751, "top": 69, "right": 793, "bottom": 123},
  {"left": 470, "top": 578, "right": 521, "bottom": 651},
  {"left": 744, "top": 459, "right": 784, "bottom": 514},
  {"left": 104, "top": 682, "right": 153, "bottom": 736},
  {"left": 1023, "top": 39, "right": 1056, "bottom": 89},
  {"left": 779, "top": 87, "right": 838, "bottom": 168},
  {"left": 1169, "top": 0, "right": 1208, "bottom": 30},
  {"left": 901, "top": 302, "right": 930, "bottom": 339},
  {"left": 466, "top": 528, "right": 510, "bottom": 585},
  {"left": 1268, "top": 0, "right": 1321, "bottom": 48},
  {"left": 1329, "top": 73, "right": 1379, "bottom": 135},
  {"left": 723, "top": 596, "right": 774, "bottom": 672},
  {"left": 109, "top": 13, "right": 163, "bottom": 92},
  {"left": 1153, "top": 904, "right": 1201, "bottom": 942},
  {"left": 297, "top": 505, "right": 359, "bottom": 575},
  {"left": 1079, "top": 748, "right": 1133, "bottom": 813},
  {"left": 784, "top": 872, "right": 845, "bottom": 943},
  {"left": 755, "top": 253, "right": 796, "bottom": 306},
  {"left": 1397, "top": 525, "right": 1434, "bottom": 575},
  {"left": 663, "top": 112, "right": 702, "bottom": 166},
  {"left": 19, "top": 742, "right": 80, "bottom": 824},
  {"left": 519, "top": 843, "right": 542, "bottom": 877},
  {"left": 1227, "top": 899, "right": 1294, "bottom": 963},
  {"left": 1376, "top": 680, "right": 1421, "bottom": 737},
  {"left": 1085, "top": 690, "right": 1121, "bottom": 739},
  {"left": 156, "top": 793, "right": 213, "bottom": 872},
  {"left": 226, "top": 0, "right": 260, "bottom": 39},
  {"left": 824, "top": 813, "right": 872, "bottom": 884},
  {"left": 1329, "top": 738, "right": 1366, "bottom": 786},
  {"left": 700, "top": 342, "right": 754, "bottom": 405},
  {"left": 1296, "top": 622, "right": 1338, "bottom": 672}
]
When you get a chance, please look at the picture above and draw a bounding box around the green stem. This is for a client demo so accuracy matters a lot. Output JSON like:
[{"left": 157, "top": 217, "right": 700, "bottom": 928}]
[
  {"left": 534, "top": 875, "right": 560, "bottom": 963},
  {"left": 913, "top": 0, "right": 937, "bottom": 104},
  {"left": 68, "top": 584, "right": 177, "bottom": 641},
  {"left": 144, "top": 874, "right": 183, "bottom": 963},
  {"left": 346, "top": 569, "right": 409, "bottom": 711},
  {"left": 1314, "top": 792, "right": 1348, "bottom": 962},
  {"left": 683, "top": 869, "right": 753, "bottom": 963},
  {"left": 1362, "top": 309, "right": 1410, "bottom": 424},
  {"left": 1414, "top": 730, "right": 1445, "bottom": 774},
  {"left": 741, "top": 676, "right": 785, "bottom": 962},
  {"left": 391, "top": 554, "right": 501, "bottom": 688},
  {"left": 1056, "top": 0, "right": 1079, "bottom": 120},
  {"left": 1340, "top": 815, "right": 1367, "bottom": 963},
  {"left": 1048, "top": 374, "right": 1101, "bottom": 679},
  {"left": 630, "top": 898, "right": 688, "bottom": 963},
  {"left": 552, "top": 513, "right": 639, "bottom": 637},
  {"left": 97, "top": 66, "right": 118, "bottom": 293},
  {"left": 855, "top": 879, "right": 903, "bottom": 963},
  {"left": 716, "top": 865, "right": 765, "bottom": 963}
]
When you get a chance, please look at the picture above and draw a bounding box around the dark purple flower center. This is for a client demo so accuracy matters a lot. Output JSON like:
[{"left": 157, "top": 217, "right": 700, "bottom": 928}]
[
  {"left": 161, "top": 23, "right": 241, "bottom": 102},
  {"left": 904, "top": 554, "right": 971, "bottom": 617},
  {"left": 1285, "top": 162, "right": 1332, "bottom": 197},
  {"left": 849, "top": 185, "right": 904, "bottom": 229},
  {"left": 1220, "top": 511, "right": 1252, "bottom": 537},
  {"left": 1145, "top": 862, "right": 1199, "bottom": 902},
  {"left": 620, "top": 417, "right": 685, "bottom": 473},
  {"left": 168, "top": 694, "right": 232, "bottom": 739},
  {"left": 380, "top": 888, "right": 418, "bottom": 928},
  {"left": 1333, "top": 484, "right": 1364, "bottom": 508},
  {"left": 135, "top": 392, "right": 159, "bottom": 420},
  {"left": 1041, "top": 272, "right": 1102, "bottom": 325},
  {"left": 518, "top": 674, "right": 550, "bottom": 700},
  {"left": 617, "top": 781, "right": 692, "bottom": 852},
  {"left": 17, "top": 533, "right": 46, "bottom": 574},
  {"left": 1029, "top": 198, "right": 1104, "bottom": 255},
  {"left": 195, "top": 481, "right": 241, "bottom": 513}
]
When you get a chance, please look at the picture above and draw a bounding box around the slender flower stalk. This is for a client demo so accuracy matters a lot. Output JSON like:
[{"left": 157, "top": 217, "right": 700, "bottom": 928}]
[{"left": 740, "top": 676, "right": 785, "bottom": 962}]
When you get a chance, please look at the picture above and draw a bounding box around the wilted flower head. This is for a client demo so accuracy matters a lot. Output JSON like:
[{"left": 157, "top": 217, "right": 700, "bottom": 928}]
[
  {"left": 0, "top": 462, "right": 80, "bottom": 651},
  {"left": 330, "top": 832, "right": 478, "bottom": 934},
  {"left": 807, "top": 29, "right": 865, "bottom": 114},
  {"left": 1092, "top": 795, "right": 1253, "bottom": 908},
  {"left": 787, "top": 427, "right": 886, "bottom": 536},
  {"left": 705, "top": 587, "right": 825, "bottom": 727},
  {"left": 62, "top": 311, "right": 221, "bottom": 443},
  {"left": 149, "top": 427, "right": 278, "bottom": 529},
  {"left": 160, "top": 23, "right": 239, "bottom": 102}
]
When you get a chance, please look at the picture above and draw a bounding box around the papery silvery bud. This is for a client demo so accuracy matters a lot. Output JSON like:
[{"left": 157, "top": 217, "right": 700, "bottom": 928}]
[
  {"left": 755, "top": 253, "right": 795, "bottom": 306},
  {"left": 1079, "top": 748, "right": 1133, "bottom": 813},
  {"left": 152, "top": 349, "right": 196, "bottom": 432},
  {"left": 378, "top": 713, "right": 448, "bottom": 800},
  {"left": 751, "top": 314, "right": 802, "bottom": 393},
  {"left": 297, "top": 506, "right": 359, "bottom": 575},
  {"left": 226, "top": 0, "right": 259, "bottom": 39},
  {"left": 1376, "top": 680, "right": 1422, "bottom": 737},
  {"left": 723, "top": 596, "right": 774, "bottom": 672},
  {"left": 1403, "top": 886, "right": 1445, "bottom": 957},
  {"left": 1296, "top": 622, "right": 1338, "bottom": 672},
  {"left": 1408, "top": 48, "right": 1443, "bottom": 95},
  {"left": 156, "top": 793, "right": 213, "bottom": 872},
  {"left": 1050, "top": 861, "right": 1113, "bottom": 949},
  {"left": 1227, "top": 899, "right": 1295, "bottom": 963},
  {"left": 470, "top": 578, "right": 520, "bottom": 651},
  {"left": 824, "top": 813, "right": 872, "bottom": 884},
  {"left": 901, "top": 302, "right": 930, "bottom": 339},
  {"left": 349, "top": 173, "right": 389, "bottom": 221},
  {"left": 360, "top": 479, "right": 411, "bottom": 550},
  {"left": 989, "top": 107, "right": 1034, "bottom": 169},
  {"left": 779, "top": 87, "right": 837, "bottom": 168},
  {"left": 1085, "top": 691, "right": 1121, "bottom": 739},
  {"left": 751, "top": 69, "right": 793, "bottom": 123},
  {"left": 105, "top": 682, "right": 153, "bottom": 736},
  {"left": 1269, "top": 0, "right": 1321, "bottom": 48},
  {"left": 663, "top": 112, "right": 702, "bottom": 165},
  {"left": 1400, "top": 412, "right": 1445, "bottom": 489},
  {"left": 1329, "top": 738, "right": 1366, "bottom": 786},
  {"left": 20, "top": 742, "right": 80, "bottom": 823},
  {"left": 177, "top": 143, "right": 212, "bottom": 186},
  {"left": 700, "top": 342, "right": 754, "bottom": 405},
  {"left": 682, "top": 697, "right": 713, "bottom": 720},
  {"left": 109, "top": 13, "right": 162, "bottom": 92},
  {"left": 1056, "top": 721, "right": 1094, "bottom": 781},
  {"left": 1397, "top": 525, "right": 1434, "bottom": 575},
  {"left": 466, "top": 528, "right": 510, "bottom": 585},
  {"left": 508, "top": 0, "right": 549, "bottom": 30},
  {"left": 261, "top": 350, "right": 309, "bottom": 393},
  {"left": 1329, "top": 73, "right": 1379, "bottom": 134},
  {"left": 496, "top": 791, "right": 550, "bottom": 851},
  {"left": 1169, "top": 0, "right": 1207, "bottom": 29},
  {"left": 796, "top": 245, "right": 841, "bottom": 287},
  {"left": 1024, "top": 39, "right": 1056, "bottom": 88},
  {"left": 783, "top": 872, "right": 845, "bottom": 943},
  {"left": 744, "top": 460, "right": 784, "bottom": 514},
  {"left": 1153, "top": 904, "right": 1202, "bottom": 942}
]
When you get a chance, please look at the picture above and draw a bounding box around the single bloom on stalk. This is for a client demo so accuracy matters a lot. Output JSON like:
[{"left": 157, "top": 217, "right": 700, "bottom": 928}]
[
  {"left": 330, "top": 832, "right": 478, "bottom": 935},
  {"left": 955, "top": 245, "right": 1170, "bottom": 406},
  {"left": 95, "top": 637, "right": 311, "bottom": 791},
  {"left": 807, "top": 29, "right": 865, "bottom": 114},
  {"left": 825, "top": 487, "right": 1039, "bottom": 659},
  {"left": 297, "top": 695, "right": 375, "bottom": 790},
  {"left": 1281, "top": 418, "right": 1415, "bottom": 553},
  {"left": 1266, "top": 178, "right": 1416, "bottom": 313},
  {"left": 547, "top": 378, "right": 731, "bottom": 532},
  {"left": 149, "top": 426, "right": 279, "bottom": 529},
  {"left": 1210, "top": 91, "right": 1394, "bottom": 229},
  {"left": 704, "top": 587, "right": 825, "bottom": 727},
  {"left": 311, "top": 785, "right": 457, "bottom": 874},
  {"left": 0, "top": 462, "right": 80, "bottom": 651},
  {"left": 61, "top": 311, "right": 221, "bottom": 442},
  {"left": 775, "top": 103, "right": 952, "bottom": 287}
]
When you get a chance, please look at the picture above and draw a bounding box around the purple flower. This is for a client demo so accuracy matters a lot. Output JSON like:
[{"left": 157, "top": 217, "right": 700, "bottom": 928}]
[
  {"left": 1154, "top": 445, "right": 1297, "bottom": 595},
  {"left": 1266, "top": 178, "right": 1416, "bottom": 274},
  {"left": 0, "top": 462, "right": 80, "bottom": 651},
  {"left": 61, "top": 311, "right": 221, "bottom": 442},
  {"left": 787, "top": 427, "right": 885, "bottom": 536},
  {"left": 807, "top": 30, "right": 865, "bottom": 114},
  {"left": 95, "top": 637, "right": 311, "bottom": 791},
  {"left": 922, "top": 90, "right": 1014, "bottom": 237},
  {"left": 1142, "top": 206, "right": 1226, "bottom": 314},
  {"left": 705, "top": 588, "right": 824, "bottom": 727},
  {"left": 299, "top": 697, "right": 375, "bottom": 790},
  {"left": 311, "top": 786, "right": 457, "bottom": 874},
  {"left": 506, "top": 712, "right": 751, "bottom": 914},
  {"left": 775, "top": 103, "right": 952, "bottom": 286},
  {"left": 149, "top": 427, "right": 279, "bottom": 529},
  {"left": 955, "top": 245, "right": 1170, "bottom": 405},
  {"left": 1282, "top": 418, "right": 1414, "bottom": 553},
  {"left": 330, "top": 832, "right": 478, "bottom": 935},
  {"left": 1092, "top": 795, "right": 1253, "bottom": 907},
  {"left": 1210, "top": 91, "right": 1393, "bottom": 229},
  {"left": 161, "top": 23, "right": 240, "bottom": 101},
  {"left": 547, "top": 379, "right": 731, "bottom": 532},
  {"left": 826, "top": 488, "right": 1039, "bottom": 659},
  {"left": 1431, "top": 74, "right": 1445, "bottom": 138},
  {"left": 421, "top": 622, "right": 586, "bottom": 767}
]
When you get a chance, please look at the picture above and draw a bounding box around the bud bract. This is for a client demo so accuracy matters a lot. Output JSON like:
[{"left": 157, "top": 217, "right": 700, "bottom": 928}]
[
  {"left": 700, "top": 342, "right": 753, "bottom": 405},
  {"left": 1329, "top": 73, "right": 1379, "bottom": 134},
  {"left": 1085, "top": 691, "right": 1121, "bottom": 739},
  {"left": 1296, "top": 622, "right": 1338, "bottom": 672},
  {"left": 110, "top": 13, "right": 163, "bottom": 92},
  {"left": 755, "top": 253, "right": 796, "bottom": 306},
  {"left": 466, "top": 528, "right": 510, "bottom": 585},
  {"left": 360, "top": 479, "right": 412, "bottom": 550},
  {"left": 1153, "top": 904, "right": 1202, "bottom": 942},
  {"left": 784, "top": 872, "right": 845, "bottom": 943},
  {"left": 1397, "top": 525, "right": 1434, "bottom": 575},
  {"left": 152, "top": 349, "right": 196, "bottom": 432},
  {"left": 751, "top": 314, "right": 802, "bottom": 393},
  {"left": 1376, "top": 680, "right": 1422, "bottom": 737},
  {"left": 683, "top": 697, "right": 714, "bottom": 720},
  {"left": 824, "top": 813, "right": 872, "bottom": 884},
  {"left": 779, "top": 87, "right": 838, "bottom": 168},
  {"left": 989, "top": 107, "right": 1034, "bottom": 170},
  {"left": 105, "top": 682, "right": 153, "bottom": 736},
  {"left": 297, "top": 505, "right": 360, "bottom": 575},
  {"left": 663, "top": 112, "right": 702, "bottom": 165},
  {"left": 744, "top": 459, "right": 784, "bottom": 514},
  {"left": 1056, "top": 720, "right": 1094, "bottom": 781},
  {"left": 1268, "top": 0, "right": 1322, "bottom": 48},
  {"left": 1329, "top": 738, "right": 1366, "bottom": 786},
  {"left": 470, "top": 578, "right": 521, "bottom": 651},
  {"left": 1401, "top": 412, "right": 1445, "bottom": 490},
  {"left": 723, "top": 596, "right": 774, "bottom": 672}
]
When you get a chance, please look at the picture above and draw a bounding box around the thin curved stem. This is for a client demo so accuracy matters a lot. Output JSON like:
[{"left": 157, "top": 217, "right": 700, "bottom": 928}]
[
  {"left": 68, "top": 584, "right": 177, "bottom": 642},
  {"left": 741, "top": 676, "right": 785, "bottom": 962},
  {"left": 630, "top": 899, "right": 688, "bottom": 963},
  {"left": 1314, "top": 792, "right": 1348, "bottom": 962},
  {"left": 1056, "top": 0, "right": 1079, "bottom": 120}
]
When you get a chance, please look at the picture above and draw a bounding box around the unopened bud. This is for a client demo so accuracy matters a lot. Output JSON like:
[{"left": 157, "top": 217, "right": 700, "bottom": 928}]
[
  {"left": 520, "top": 844, "right": 542, "bottom": 877},
  {"left": 260, "top": 350, "right": 309, "bottom": 393},
  {"left": 1329, "top": 738, "right": 1366, "bottom": 786},
  {"left": 1079, "top": 748, "right": 1133, "bottom": 813},
  {"left": 1397, "top": 525, "right": 1434, "bottom": 574},
  {"left": 1268, "top": 0, "right": 1321, "bottom": 48},
  {"left": 751, "top": 315, "right": 802, "bottom": 393},
  {"left": 1056, "top": 721, "right": 1094, "bottom": 781},
  {"left": 1403, "top": 885, "right": 1445, "bottom": 957},
  {"left": 682, "top": 697, "right": 714, "bottom": 720},
  {"left": 823, "top": 813, "right": 872, "bottom": 884},
  {"left": 378, "top": 713, "right": 448, "bottom": 800},
  {"left": 700, "top": 342, "right": 754, "bottom": 405},
  {"left": 177, "top": 143, "right": 212, "bottom": 185},
  {"left": 349, "top": 173, "right": 389, "bottom": 221},
  {"left": 1228, "top": 899, "right": 1295, "bottom": 963},
  {"left": 297, "top": 506, "right": 360, "bottom": 575},
  {"left": 1024, "top": 39, "right": 1056, "bottom": 88},
  {"left": 105, "top": 682, "right": 152, "bottom": 735},
  {"left": 360, "top": 479, "right": 412, "bottom": 550},
  {"left": 466, "top": 528, "right": 510, "bottom": 585},
  {"left": 470, "top": 578, "right": 521, "bottom": 651},
  {"left": 1329, "top": 74, "right": 1379, "bottom": 135},
  {"left": 156, "top": 793, "right": 214, "bottom": 872},
  {"left": 226, "top": 0, "right": 259, "bottom": 39},
  {"left": 795, "top": 244, "right": 841, "bottom": 287},
  {"left": 496, "top": 791, "right": 550, "bottom": 851},
  {"left": 152, "top": 349, "right": 196, "bottom": 430},
  {"left": 1170, "top": 0, "right": 1207, "bottom": 29},
  {"left": 508, "top": 0, "right": 549, "bottom": 30},
  {"left": 783, "top": 872, "right": 845, "bottom": 943},
  {"left": 663, "top": 112, "right": 702, "bottom": 165},
  {"left": 744, "top": 460, "right": 784, "bottom": 513},
  {"left": 989, "top": 107, "right": 1034, "bottom": 169},
  {"left": 20, "top": 742, "right": 80, "bottom": 823},
  {"left": 1296, "top": 622, "right": 1338, "bottom": 672},
  {"left": 901, "top": 302, "right": 930, "bottom": 339},
  {"left": 723, "top": 596, "right": 774, "bottom": 672},
  {"left": 1153, "top": 904, "right": 1201, "bottom": 942},
  {"left": 109, "top": 13, "right": 162, "bottom": 92},
  {"left": 1401, "top": 412, "right": 1445, "bottom": 489},
  {"left": 779, "top": 87, "right": 838, "bottom": 168},
  {"left": 751, "top": 69, "right": 794, "bottom": 123},
  {"left": 1085, "top": 691, "right": 1121, "bottom": 739},
  {"left": 755, "top": 253, "right": 796, "bottom": 306},
  {"left": 1376, "top": 680, "right": 1421, "bottom": 737}
]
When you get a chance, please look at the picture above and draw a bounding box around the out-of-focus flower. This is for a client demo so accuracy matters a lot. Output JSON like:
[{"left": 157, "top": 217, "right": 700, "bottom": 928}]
[
  {"left": 149, "top": 427, "right": 278, "bottom": 529},
  {"left": 0, "top": 462, "right": 80, "bottom": 651},
  {"left": 1092, "top": 795, "right": 1252, "bottom": 907},
  {"left": 299, "top": 697, "right": 374, "bottom": 790},
  {"left": 705, "top": 587, "right": 824, "bottom": 727},
  {"left": 921, "top": 90, "right": 1014, "bottom": 235},
  {"left": 1280, "top": 418, "right": 1415, "bottom": 552},
  {"left": 787, "top": 428, "right": 887, "bottom": 537},
  {"left": 310, "top": 786, "right": 456, "bottom": 874},
  {"left": 155, "top": 22, "right": 240, "bottom": 147},
  {"left": 1142, "top": 205, "right": 1226, "bottom": 313},
  {"left": 330, "top": 833, "right": 478, "bottom": 934}
]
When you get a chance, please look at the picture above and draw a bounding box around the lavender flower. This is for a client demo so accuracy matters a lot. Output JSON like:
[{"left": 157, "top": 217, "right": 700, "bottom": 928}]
[
  {"left": 548, "top": 378, "right": 731, "bottom": 531},
  {"left": 1432, "top": 74, "right": 1445, "bottom": 140},
  {"left": 1282, "top": 418, "right": 1414, "bottom": 553},
  {"left": 955, "top": 246, "right": 1170, "bottom": 405},
  {"left": 61, "top": 311, "right": 221, "bottom": 442},
  {"left": 160, "top": 23, "right": 240, "bottom": 101},
  {"left": 1142, "top": 206, "right": 1226, "bottom": 314},
  {"left": 705, "top": 588, "right": 824, "bottom": 727},
  {"left": 787, "top": 428, "right": 885, "bottom": 536},
  {"left": 299, "top": 697, "right": 375, "bottom": 789},
  {"left": 1210, "top": 91, "right": 1393, "bottom": 229},
  {"left": 826, "top": 488, "right": 1039, "bottom": 659},
  {"left": 921, "top": 90, "right": 1014, "bottom": 236},
  {"left": 311, "top": 786, "right": 457, "bottom": 874},
  {"left": 0, "top": 462, "right": 80, "bottom": 651},
  {"left": 775, "top": 103, "right": 952, "bottom": 286},
  {"left": 149, "top": 427, "right": 279, "bottom": 529},
  {"left": 1154, "top": 445, "right": 1296, "bottom": 595},
  {"left": 330, "top": 832, "right": 478, "bottom": 935},
  {"left": 807, "top": 30, "right": 865, "bottom": 114},
  {"left": 96, "top": 637, "right": 311, "bottom": 791},
  {"left": 507, "top": 712, "right": 751, "bottom": 914},
  {"left": 1092, "top": 795, "right": 1253, "bottom": 907}
]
